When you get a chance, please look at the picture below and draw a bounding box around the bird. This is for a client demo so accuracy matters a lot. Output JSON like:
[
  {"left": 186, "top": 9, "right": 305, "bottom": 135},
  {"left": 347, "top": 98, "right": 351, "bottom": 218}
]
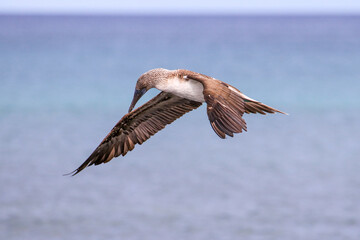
[{"left": 69, "top": 68, "right": 286, "bottom": 175}]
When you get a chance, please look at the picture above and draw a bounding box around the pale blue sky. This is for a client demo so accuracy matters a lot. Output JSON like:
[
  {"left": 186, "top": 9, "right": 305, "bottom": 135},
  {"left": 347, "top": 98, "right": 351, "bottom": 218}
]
[{"left": 1, "top": 0, "right": 360, "bottom": 14}]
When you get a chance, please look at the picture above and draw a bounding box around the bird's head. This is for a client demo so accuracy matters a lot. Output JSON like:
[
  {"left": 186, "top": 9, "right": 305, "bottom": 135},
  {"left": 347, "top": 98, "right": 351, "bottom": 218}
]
[{"left": 128, "top": 68, "right": 170, "bottom": 112}]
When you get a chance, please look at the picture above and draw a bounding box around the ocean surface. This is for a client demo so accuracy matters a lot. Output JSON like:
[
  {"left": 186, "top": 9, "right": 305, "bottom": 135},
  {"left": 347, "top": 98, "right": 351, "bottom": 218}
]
[{"left": 0, "top": 15, "right": 359, "bottom": 240}]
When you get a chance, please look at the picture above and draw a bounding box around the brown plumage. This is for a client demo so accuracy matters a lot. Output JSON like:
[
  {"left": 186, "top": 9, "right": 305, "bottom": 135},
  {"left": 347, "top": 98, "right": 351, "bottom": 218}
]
[
  {"left": 69, "top": 68, "right": 286, "bottom": 175},
  {"left": 69, "top": 92, "right": 201, "bottom": 175},
  {"left": 181, "top": 70, "right": 285, "bottom": 138}
]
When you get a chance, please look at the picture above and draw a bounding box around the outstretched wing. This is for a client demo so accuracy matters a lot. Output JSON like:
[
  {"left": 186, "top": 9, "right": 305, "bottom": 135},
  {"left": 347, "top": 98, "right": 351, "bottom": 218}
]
[
  {"left": 70, "top": 92, "right": 202, "bottom": 175},
  {"left": 180, "top": 69, "right": 286, "bottom": 139}
]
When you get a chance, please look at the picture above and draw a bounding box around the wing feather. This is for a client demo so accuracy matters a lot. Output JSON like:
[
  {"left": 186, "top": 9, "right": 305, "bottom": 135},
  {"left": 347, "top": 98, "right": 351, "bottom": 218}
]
[
  {"left": 181, "top": 69, "right": 285, "bottom": 138},
  {"left": 70, "top": 92, "right": 202, "bottom": 175}
]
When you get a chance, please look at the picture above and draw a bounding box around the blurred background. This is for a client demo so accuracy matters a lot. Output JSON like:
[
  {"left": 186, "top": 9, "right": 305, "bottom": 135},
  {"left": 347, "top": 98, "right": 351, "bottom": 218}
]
[{"left": 1, "top": 1, "right": 359, "bottom": 240}]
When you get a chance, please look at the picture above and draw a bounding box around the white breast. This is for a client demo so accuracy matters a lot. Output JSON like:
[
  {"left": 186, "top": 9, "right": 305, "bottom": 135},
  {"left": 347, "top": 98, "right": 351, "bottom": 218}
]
[{"left": 156, "top": 77, "right": 205, "bottom": 102}]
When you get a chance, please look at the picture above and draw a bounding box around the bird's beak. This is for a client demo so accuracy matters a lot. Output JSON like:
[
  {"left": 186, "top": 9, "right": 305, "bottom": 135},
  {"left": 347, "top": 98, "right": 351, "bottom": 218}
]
[{"left": 128, "top": 88, "right": 147, "bottom": 113}]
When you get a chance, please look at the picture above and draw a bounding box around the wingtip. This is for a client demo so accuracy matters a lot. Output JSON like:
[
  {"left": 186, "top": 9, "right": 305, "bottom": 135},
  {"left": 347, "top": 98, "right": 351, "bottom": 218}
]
[
  {"left": 63, "top": 171, "right": 74, "bottom": 177},
  {"left": 278, "top": 110, "right": 289, "bottom": 115},
  {"left": 63, "top": 165, "right": 86, "bottom": 176},
  {"left": 63, "top": 169, "right": 78, "bottom": 177}
]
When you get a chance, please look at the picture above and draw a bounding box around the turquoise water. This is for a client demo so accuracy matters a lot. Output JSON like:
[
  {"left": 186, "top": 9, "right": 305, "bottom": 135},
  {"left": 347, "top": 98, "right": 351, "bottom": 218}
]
[{"left": 1, "top": 15, "right": 360, "bottom": 240}]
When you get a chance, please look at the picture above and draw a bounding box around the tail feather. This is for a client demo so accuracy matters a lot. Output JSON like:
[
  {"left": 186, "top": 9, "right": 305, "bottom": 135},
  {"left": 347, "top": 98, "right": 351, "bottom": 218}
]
[{"left": 244, "top": 100, "right": 287, "bottom": 115}]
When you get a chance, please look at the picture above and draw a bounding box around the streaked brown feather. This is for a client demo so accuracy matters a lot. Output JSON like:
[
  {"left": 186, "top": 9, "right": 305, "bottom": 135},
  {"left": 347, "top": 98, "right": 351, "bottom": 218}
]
[
  {"left": 70, "top": 92, "right": 202, "bottom": 175},
  {"left": 182, "top": 69, "right": 284, "bottom": 138}
]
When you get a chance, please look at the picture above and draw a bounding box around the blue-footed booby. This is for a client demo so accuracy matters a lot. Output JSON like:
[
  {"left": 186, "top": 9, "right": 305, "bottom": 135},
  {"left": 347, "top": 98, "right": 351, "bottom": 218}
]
[{"left": 70, "top": 68, "right": 286, "bottom": 175}]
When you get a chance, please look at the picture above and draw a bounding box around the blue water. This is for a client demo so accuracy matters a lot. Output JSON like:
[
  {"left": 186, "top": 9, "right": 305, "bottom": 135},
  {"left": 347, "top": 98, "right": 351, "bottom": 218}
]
[{"left": 0, "top": 15, "right": 360, "bottom": 240}]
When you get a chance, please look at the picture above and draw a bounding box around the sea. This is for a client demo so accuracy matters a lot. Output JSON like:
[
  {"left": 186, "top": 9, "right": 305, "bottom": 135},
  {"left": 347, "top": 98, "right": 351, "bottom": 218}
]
[{"left": 0, "top": 15, "right": 359, "bottom": 240}]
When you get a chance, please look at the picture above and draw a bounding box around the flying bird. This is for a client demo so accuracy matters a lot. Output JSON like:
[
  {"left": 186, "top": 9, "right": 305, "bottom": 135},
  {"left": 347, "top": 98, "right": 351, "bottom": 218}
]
[{"left": 70, "top": 68, "right": 286, "bottom": 175}]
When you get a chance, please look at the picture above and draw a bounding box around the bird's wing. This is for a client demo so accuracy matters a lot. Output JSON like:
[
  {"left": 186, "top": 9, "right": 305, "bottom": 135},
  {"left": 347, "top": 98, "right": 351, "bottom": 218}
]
[
  {"left": 70, "top": 92, "right": 202, "bottom": 175},
  {"left": 180, "top": 69, "right": 285, "bottom": 139}
]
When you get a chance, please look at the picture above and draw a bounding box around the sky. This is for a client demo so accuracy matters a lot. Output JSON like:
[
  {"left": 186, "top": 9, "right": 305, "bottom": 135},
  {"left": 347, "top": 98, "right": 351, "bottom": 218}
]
[{"left": 0, "top": 0, "right": 360, "bottom": 14}]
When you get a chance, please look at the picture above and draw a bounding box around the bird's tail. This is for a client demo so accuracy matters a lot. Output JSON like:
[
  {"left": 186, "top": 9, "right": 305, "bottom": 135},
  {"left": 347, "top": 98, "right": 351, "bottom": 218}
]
[{"left": 243, "top": 97, "right": 287, "bottom": 115}]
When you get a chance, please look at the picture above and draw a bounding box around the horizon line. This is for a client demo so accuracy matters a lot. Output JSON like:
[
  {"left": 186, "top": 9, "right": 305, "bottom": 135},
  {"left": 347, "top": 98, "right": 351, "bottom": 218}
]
[{"left": 1, "top": 11, "right": 360, "bottom": 17}]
